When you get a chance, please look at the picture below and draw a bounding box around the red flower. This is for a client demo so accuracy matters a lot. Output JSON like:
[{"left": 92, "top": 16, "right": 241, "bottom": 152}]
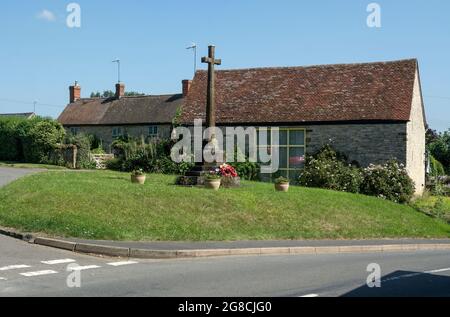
[{"left": 219, "top": 164, "right": 238, "bottom": 178}]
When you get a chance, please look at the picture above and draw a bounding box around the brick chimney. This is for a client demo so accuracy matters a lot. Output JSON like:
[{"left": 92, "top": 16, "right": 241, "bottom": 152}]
[
  {"left": 69, "top": 81, "right": 81, "bottom": 103},
  {"left": 182, "top": 80, "right": 192, "bottom": 97},
  {"left": 115, "top": 83, "right": 125, "bottom": 99}
]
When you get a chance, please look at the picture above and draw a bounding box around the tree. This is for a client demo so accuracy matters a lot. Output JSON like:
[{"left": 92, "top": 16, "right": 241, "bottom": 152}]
[
  {"left": 428, "top": 130, "right": 450, "bottom": 174},
  {"left": 426, "top": 128, "right": 439, "bottom": 145}
]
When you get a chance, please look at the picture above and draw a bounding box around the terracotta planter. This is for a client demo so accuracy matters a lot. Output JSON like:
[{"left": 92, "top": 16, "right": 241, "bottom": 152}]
[
  {"left": 131, "top": 174, "right": 146, "bottom": 185},
  {"left": 275, "top": 182, "right": 290, "bottom": 192},
  {"left": 205, "top": 179, "right": 221, "bottom": 191}
]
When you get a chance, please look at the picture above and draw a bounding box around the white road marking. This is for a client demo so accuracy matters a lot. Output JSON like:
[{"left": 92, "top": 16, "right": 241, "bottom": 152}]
[
  {"left": 107, "top": 261, "right": 138, "bottom": 267},
  {"left": 424, "top": 268, "right": 450, "bottom": 274},
  {"left": 0, "top": 265, "right": 31, "bottom": 271},
  {"left": 41, "top": 259, "right": 76, "bottom": 265},
  {"left": 0, "top": 277, "right": 7, "bottom": 281},
  {"left": 20, "top": 270, "right": 58, "bottom": 277},
  {"left": 68, "top": 265, "right": 101, "bottom": 271},
  {"left": 383, "top": 267, "right": 450, "bottom": 283},
  {"left": 299, "top": 294, "right": 319, "bottom": 298}
]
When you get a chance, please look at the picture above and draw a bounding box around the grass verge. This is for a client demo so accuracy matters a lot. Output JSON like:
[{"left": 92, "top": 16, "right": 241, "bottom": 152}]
[{"left": 0, "top": 171, "right": 449, "bottom": 241}]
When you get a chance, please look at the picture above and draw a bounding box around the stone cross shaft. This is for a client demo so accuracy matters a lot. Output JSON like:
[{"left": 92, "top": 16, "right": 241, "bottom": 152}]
[{"left": 201, "top": 45, "right": 221, "bottom": 140}]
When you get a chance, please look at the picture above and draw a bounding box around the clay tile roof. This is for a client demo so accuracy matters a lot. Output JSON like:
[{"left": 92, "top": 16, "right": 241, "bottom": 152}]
[
  {"left": 181, "top": 59, "right": 418, "bottom": 125},
  {"left": 58, "top": 94, "right": 183, "bottom": 126}
]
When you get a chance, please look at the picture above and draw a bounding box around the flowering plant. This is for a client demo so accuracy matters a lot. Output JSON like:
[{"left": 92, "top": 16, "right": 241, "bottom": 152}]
[
  {"left": 205, "top": 169, "right": 221, "bottom": 180},
  {"left": 219, "top": 164, "right": 238, "bottom": 178},
  {"left": 131, "top": 168, "right": 145, "bottom": 176}
]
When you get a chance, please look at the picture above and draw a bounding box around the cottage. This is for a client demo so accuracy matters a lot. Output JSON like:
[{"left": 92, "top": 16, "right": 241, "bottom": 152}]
[
  {"left": 181, "top": 59, "right": 426, "bottom": 195},
  {"left": 58, "top": 59, "right": 426, "bottom": 194},
  {"left": 58, "top": 82, "right": 186, "bottom": 150}
]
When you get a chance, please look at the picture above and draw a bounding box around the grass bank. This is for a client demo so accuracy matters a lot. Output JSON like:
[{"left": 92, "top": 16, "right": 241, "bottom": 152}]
[{"left": 0, "top": 171, "right": 449, "bottom": 241}]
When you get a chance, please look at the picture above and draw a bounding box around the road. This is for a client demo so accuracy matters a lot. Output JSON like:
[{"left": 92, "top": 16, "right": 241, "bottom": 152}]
[
  {"left": 1, "top": 235, "right": 449, "bottom": 297},
  {"left": 0, "top": 167, "right": 42, "bottom": 187}
]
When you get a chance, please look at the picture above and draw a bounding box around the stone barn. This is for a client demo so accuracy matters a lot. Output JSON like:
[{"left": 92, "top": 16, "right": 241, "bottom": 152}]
[{"left": 180, "top": 59, "right": 427, "bottom": 195}]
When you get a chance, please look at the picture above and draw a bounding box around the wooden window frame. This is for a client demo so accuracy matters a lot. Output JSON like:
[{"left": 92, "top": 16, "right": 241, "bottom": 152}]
[{"left": 257, "top": 127, "right": 307, "bottom": 181}]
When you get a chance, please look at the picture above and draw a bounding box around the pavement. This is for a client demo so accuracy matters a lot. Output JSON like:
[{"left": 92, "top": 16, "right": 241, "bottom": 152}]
[
  {"left": 1, "top": 234, "right": 450, "bottom": 297},
  {"left": 0, "top": 167, "right": 43, "bottom": 187},
  {"left": 66, "top": 237, "right": 450, "bottom": 251}
]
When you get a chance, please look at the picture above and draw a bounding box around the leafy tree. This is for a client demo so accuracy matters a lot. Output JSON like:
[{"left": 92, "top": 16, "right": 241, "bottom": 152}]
[
  {"left": 426, "top": 128, "right": 439, "bottom": 145},
  {"left": 428, "top": 130, "right": 450, "bottom": 174},
  {"left": 124, "top": 92, "right": 145, "bottom": 97}
]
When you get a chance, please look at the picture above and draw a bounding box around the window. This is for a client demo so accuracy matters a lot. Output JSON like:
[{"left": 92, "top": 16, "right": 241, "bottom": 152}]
[
  {"left": 112, "top": 127, "right": 123, "bottom": 139},
  {"left": 257, "top": 128, "right": 306, "bottom": 182},
  {"left": 70, "top": 127, "right": 80, "bottom": 135},
  {"left": 148, "top": 126, "right": 158, "bottom": 138}
]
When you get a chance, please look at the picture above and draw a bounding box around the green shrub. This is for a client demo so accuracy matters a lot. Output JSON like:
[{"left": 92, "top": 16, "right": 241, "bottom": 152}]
[
  {"left": 105, "top": 158, "right": 123, "bottom": 171},
  {"left": 361, "top": 160, "right": 415, "bottom": 203},
  {"left": 227, "top": 147, "right": 260, "bottom": 181},
  {"left": 428, "top": 130, "right": 450, "bottom": 174},
  {"left": 91, "top": 148, "right": 106, "bottom": 155},
  {"left": 298, "top": 145, "right": 362, "bottom": 193},
  {"left": 430, "top": 155, "right": 446, "bottom": 177},
  {"left": 110, "top": 138, "right": 194, "bottom": 174},
  {"left": 64, "top": 133, "right": 95, "bottom": 169},
  {"left": 22, "top": 119, "right": 66, "bottom": 163},
  {"left": 0, "top": 117, "right": 23, "bottom": 161}
]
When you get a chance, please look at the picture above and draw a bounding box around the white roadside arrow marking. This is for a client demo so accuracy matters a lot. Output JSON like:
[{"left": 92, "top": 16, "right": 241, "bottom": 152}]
[
  {"left": 20, "top": 270, "right": 58, "bottom": 277},
  {"left": 0, "top": 265, "right": 31, "bottom": 271}
]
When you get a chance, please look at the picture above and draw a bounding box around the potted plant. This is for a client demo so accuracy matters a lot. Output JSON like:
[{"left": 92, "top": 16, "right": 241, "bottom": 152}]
[
  {"left": 204, "top": 171, "right": 222, "bottom": 190},
  {"left": 219, "top": 164, "right": 241, "bottom": 188},
  {"left": 131, "top": 168, "right": 146, "bottom": 184},
  {"left": 275, "top": 176, "right": 290, "bottom": 192}
]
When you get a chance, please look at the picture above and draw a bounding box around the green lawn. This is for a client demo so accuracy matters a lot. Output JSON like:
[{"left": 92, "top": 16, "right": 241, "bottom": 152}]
[
  {"left": 0, "top": 161, "right": 67, "bottom": 170},
  {"left": 0, "top": 171, "right": 449, "bottom": 241}
]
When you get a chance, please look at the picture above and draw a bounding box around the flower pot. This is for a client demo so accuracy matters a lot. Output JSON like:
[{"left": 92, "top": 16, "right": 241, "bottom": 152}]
[
  {"left": 221, "top": 176, "right": 241, "bottom": 188},
  {"left": 205, "top": 179, "right": 221, "bottom": 191},
  {"left": 131, "top": 174, "right": 146, "bottom": 185},
  {"left": 275, "top": 182, "right": 290, "bottom": 192}
]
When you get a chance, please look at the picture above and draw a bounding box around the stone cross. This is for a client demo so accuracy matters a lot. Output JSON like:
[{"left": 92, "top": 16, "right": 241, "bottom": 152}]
[{"left": 201, "top": 45, "right": 221, "bottom": 140}]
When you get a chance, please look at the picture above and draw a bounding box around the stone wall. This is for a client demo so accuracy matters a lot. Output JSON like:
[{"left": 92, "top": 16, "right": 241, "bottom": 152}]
[
  {"left": 64, "top": 124, "right": 173, "bottom": 152},
  {"left": 189, "top": 123, "right": 408, "bottom": 168},
  {"left": 304, "top": 123, "right": 408, "bottom": 167},
  {"left": 406, "top": 70, "right": 426, "bottom": 195}
]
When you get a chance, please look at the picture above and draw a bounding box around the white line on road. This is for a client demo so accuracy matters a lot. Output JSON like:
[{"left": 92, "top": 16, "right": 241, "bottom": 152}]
[
  {"left": 0, "top": 277, "right": 7, "bottom": 281},
  {"left": 383, "top": 267, "right": 450, "bottom": 283},
  {"left": 0, "top": 265, "right": 31, "bottom": 271},
  {"left": 20, "top": 270, "right": 58, "bottom": 277},
  {"left": 299, "top": 294, "right": 319, "bottom": 298},
  {"left": 107, "top": 261, "right": 138, "bottom": 267},
  {"left": 424, "top": 268, "right": 450, "bottom": 274},
  {"left": 41, "top": 259, "right": 76, "bottom": 265},
  {"left": 68, "top": 265, "right": 101, "bottom": 271}
]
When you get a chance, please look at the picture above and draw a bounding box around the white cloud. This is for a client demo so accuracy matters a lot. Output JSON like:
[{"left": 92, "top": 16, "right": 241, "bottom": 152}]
[{"left": 36, "top": 9, "right": 56, "bottom": 22}]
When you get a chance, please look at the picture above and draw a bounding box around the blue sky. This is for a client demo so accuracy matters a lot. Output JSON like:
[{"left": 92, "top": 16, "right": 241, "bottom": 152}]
[{"left": 0, "top": 0, "right": 449, "bottom": 131}]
